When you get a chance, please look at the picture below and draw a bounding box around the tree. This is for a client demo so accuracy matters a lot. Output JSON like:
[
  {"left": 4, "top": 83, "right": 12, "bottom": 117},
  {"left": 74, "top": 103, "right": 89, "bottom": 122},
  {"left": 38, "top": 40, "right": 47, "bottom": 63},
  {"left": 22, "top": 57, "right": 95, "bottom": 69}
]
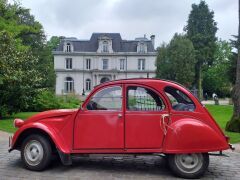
[
  {"left": 225, "top": 0, "right": 240, "bottom": 132},
  {"left": 203, "top": 40, "right": 233, "bottom": 97},
  {"left": 0, "top": 0, "right": 56, "bottom": 116},
  {"left": 185, "top": 0, "right": 217, "bottom": 99},
  {"left": 156, "top": 34, "right": 196, "bottom": 87},
  {"left": 0, "top": 31, "right": 42, "bottom": 117}
]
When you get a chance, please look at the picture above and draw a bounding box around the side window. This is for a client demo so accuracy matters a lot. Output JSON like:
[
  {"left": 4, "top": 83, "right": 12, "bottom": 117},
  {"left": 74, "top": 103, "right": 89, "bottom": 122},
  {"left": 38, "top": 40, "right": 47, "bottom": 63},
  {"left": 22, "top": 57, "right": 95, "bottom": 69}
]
[
  {"left": 164, "top": 86, "right": 195, "bottom": 112},
  {"left": 87, "top": 86, "right": 122, "bottom": 110},
  {"left": 127, "top": 86, "right": 165, "bottom": 111}
]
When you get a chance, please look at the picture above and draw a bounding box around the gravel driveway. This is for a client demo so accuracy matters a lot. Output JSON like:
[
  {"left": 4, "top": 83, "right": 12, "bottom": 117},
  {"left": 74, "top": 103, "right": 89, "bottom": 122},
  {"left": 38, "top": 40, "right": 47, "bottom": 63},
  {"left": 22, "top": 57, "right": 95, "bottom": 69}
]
[{"left": 0, "top": 131, "right": 239, "bottom": 180}]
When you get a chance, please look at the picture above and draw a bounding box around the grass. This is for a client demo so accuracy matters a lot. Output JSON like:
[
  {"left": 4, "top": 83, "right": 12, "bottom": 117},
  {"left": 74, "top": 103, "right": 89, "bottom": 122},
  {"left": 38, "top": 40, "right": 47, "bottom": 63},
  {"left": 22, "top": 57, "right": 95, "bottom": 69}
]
[
  {"left": 0, "top": 105, "right": 239, "bottom": 143},
  {"left": 0, "top": 112, "right": 38, "bottom": 133},
  {"left": 206, "top": 105, "right": 240, "bottom": 144}
]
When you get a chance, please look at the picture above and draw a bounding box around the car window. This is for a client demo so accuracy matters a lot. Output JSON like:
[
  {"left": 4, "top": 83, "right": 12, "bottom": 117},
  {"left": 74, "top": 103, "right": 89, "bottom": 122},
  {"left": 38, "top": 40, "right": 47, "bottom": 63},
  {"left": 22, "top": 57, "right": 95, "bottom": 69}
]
[
  {"left": 87, "top": 86, "right": 122, "bottom": 110},
  {"left": 127, "top": 86, "right": 165, "bottom": 111},
  {"left": 164, "top": 86, "right": 195, "bottom": 112}
]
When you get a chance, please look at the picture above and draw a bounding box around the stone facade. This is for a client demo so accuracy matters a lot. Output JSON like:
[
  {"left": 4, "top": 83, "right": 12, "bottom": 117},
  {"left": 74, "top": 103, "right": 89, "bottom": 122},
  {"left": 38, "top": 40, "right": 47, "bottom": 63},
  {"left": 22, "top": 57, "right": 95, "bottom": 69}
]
[{"left": 53, "top": 33, "right": 157, "bottom": 95}]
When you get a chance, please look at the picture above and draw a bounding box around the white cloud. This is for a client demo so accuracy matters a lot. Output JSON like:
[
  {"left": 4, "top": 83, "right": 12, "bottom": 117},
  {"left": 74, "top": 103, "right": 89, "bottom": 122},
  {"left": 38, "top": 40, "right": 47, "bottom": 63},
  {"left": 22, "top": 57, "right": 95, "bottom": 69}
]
[{"left": 19, "top": 0, "right": 238, "bottom": 47}]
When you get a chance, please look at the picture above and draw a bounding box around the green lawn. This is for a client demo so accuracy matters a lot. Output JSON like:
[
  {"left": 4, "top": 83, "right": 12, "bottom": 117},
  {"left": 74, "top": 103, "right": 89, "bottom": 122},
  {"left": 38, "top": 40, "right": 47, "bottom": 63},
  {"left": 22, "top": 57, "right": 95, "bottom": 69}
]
[
  {"left": 0, "top": 112, "right": 38, "bottom": 133},
  {"left": 206, "top": 105, "right": 240, "bottom": 144},
  {"left": 0, "top": 106, "right": 239, "bottom": 143}
]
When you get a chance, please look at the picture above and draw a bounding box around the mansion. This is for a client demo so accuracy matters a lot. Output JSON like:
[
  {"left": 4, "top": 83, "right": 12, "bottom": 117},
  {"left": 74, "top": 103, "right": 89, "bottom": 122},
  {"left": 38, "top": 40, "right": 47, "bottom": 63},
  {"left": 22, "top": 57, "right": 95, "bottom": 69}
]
[{"left": 53, "top": 33, "right": 157, "bottom": 95}]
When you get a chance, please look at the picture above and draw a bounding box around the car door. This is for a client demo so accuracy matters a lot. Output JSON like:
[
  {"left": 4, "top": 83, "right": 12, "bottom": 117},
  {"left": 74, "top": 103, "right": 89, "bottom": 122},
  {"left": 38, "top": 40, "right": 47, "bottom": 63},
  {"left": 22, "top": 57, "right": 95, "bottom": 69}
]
[
  {"left": 125, "top": 84, "right": 169, "bottom": 149},
  {"left": 73, "top": 85, "right": 124, "bottom": 149}
]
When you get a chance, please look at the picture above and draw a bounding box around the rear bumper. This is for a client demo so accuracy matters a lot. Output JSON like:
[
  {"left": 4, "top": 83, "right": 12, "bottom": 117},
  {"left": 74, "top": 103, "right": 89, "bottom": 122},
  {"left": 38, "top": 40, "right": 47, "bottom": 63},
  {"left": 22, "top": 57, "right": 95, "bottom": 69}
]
[{"left": 229, "top": 143, "right": 235, "bottom": 151}]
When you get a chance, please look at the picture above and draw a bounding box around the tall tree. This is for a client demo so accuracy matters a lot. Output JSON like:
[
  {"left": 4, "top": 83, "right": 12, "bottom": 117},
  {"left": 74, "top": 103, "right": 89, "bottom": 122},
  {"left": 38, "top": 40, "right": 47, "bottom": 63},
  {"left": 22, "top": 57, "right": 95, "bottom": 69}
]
[
  {"left": 0, "top": 31, "right": 42, "bottom": 117},
  {"left": 226, "top": 0, "right": 240, "bottom": 132},
  {"left": 185, "top": 0, "right": 217, "bottom": 99},
  {"left": 0, "top": 0, "right": 56, "bottom": 116},
  {"left": 203, "top": 40, "right": 233, "bottom": 97},
  {"left": 156, "top": 34, "right": 196, "bottom": 87}
]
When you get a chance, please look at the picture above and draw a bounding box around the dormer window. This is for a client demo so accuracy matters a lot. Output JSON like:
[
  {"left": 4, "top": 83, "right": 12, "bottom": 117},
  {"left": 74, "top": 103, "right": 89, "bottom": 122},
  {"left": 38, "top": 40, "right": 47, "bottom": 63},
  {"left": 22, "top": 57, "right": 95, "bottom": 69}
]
[
  {"left": 66, "top": 43, "right": 71, "bottom": 52},
  {"left": 139, "top": 43, "right": 145, "bottom": 53},
  {"left": 102, "top": 41, "right": 109, "bottom": 52},
  {"left": 137, "top": 42, "right": 147, "bottom": 53}
]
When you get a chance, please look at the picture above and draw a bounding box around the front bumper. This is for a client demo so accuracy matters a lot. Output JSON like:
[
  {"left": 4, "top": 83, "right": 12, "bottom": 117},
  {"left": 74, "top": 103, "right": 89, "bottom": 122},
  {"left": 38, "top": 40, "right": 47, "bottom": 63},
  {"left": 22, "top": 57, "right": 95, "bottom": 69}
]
[{"left": 8, "top": 135, "right": 13, "bottom": 152}]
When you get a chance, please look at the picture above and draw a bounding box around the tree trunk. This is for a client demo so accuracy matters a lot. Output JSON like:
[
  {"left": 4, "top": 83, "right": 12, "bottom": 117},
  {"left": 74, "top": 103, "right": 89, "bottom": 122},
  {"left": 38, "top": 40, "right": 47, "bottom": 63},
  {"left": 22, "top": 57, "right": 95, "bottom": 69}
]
[
  {"left": 225, "top": 0, "right": 240, "bottom": 132},
  {"left": 196, "top": 63, "right": 203, "bottom": 100}
]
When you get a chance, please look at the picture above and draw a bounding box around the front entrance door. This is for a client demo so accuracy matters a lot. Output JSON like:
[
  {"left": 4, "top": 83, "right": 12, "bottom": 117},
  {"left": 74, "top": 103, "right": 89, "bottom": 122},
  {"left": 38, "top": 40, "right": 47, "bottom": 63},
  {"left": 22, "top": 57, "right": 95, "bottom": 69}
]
[
  {"left": 125, "top": 84, "right": 169, "bottom": 149},
  {"left": 100, "top": 77, "right": 110, "bottom": 83},
  {"left": 74, "top": 85, "right": 124, "bottom": 149}
]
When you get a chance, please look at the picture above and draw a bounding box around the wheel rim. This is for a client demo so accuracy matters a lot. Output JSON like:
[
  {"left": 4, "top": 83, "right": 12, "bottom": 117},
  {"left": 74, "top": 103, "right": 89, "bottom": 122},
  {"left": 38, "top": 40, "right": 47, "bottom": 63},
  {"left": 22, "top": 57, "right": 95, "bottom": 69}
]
[
  {"left": 174, "top": 153, "right": 203, "bottom": 174},
  {"left": 24, "top": 140, "right": 44, "bottom": 166}
]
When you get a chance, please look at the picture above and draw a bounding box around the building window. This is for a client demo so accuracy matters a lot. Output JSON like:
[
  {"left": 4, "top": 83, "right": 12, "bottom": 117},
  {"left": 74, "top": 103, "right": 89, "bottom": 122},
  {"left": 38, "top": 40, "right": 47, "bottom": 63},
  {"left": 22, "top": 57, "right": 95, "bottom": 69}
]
[
  {"left": 102, "top": 41, "right": 109, "bottom": 52},
  {"left": 86, "top": 59, "right": 91, "bottom": 70},
  {"left": 86, "top": 79, "right": 91, "bottom": 91},
  {"left": 66, "top": 43, "right": 71, "bottom": 52},
  {"left": 138, "top": 59, "right": 145, "bottom": 70},
  {"left": 65, "top": 77, "right": 74, "bottom": 93},
  {"left": 139, "top": 43, "right": 145, "bottom": 53},
  {"left": 102, "top": 59, "right": 108, "bottom": 70},
  {"left": 65, "top": 58, "right": 72, "bottom": 69},
  {"left": 120, "top": 59, "right": 125, "bottom": 70}
]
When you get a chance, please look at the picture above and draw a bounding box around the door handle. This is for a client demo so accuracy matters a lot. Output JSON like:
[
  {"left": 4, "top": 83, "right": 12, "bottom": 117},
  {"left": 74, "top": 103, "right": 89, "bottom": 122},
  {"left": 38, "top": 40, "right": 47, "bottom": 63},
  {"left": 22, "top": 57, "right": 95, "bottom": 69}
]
[
  {"left": 118, "top": 114, "right": 122, "bottom": 118},
  {"left": 161, "top": 114, "right": 170, "bottom": 135}
]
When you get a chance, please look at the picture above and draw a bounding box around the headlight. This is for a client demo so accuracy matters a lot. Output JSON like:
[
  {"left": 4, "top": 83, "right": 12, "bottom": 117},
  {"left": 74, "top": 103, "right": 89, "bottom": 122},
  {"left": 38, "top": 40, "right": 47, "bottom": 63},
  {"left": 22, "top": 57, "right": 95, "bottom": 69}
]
[{"left": 13, "top": 119, "right": 24, "bottom": 128}]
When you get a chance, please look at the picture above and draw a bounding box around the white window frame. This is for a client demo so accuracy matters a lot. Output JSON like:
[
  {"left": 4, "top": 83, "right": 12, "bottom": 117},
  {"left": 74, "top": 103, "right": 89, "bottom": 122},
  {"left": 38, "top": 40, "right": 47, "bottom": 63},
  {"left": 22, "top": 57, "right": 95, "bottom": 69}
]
[
  {"left": 102, "top": 59, "right": 109, "bottom": 70},
  {"left": 86, "top": 59, "right": 91, "bottom": 70},
  {"left": 64, "top": 77, "right": 74, "bottom": 93},
  {"left": 65, "top": 58, "right": 72, "bottom": 70},
  {"left": 138, "top": 59, "right": 145, "bottom": 70},
  {"left": 120, "top": 59, "right": 125, "bottom": 70},
  {"left": 102, "top": 41, "right": 109, "bottom": 52},
  {"left": 86, "top": 79, "right": 91, "bottom": 91},
  {"left": 139, "top": 43, "right": 146, "bottom": 53},
  {"left": 66, "top": 43, "right": 71, "bottom": 52}
]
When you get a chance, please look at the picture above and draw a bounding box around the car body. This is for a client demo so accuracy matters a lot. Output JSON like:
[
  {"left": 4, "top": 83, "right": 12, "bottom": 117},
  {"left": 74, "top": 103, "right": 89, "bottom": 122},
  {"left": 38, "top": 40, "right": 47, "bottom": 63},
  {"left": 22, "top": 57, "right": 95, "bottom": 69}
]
[{"left": 9, "top": 78, "right": 231, "bottom": 178}]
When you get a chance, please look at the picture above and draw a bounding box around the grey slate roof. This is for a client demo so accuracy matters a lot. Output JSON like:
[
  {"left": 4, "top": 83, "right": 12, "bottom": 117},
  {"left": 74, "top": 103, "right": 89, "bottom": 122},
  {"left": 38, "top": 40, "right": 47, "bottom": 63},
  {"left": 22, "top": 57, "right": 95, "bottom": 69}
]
[{"left": 55, "top": 33, "right": 155, "bottom": 52}]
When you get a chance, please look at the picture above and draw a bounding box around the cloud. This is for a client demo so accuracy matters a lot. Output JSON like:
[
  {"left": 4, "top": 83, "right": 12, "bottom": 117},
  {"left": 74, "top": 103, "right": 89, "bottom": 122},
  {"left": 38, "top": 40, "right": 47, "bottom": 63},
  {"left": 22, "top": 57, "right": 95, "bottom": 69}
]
[{"left": 20, "top": 0, "right": 238, "bottom": 47}]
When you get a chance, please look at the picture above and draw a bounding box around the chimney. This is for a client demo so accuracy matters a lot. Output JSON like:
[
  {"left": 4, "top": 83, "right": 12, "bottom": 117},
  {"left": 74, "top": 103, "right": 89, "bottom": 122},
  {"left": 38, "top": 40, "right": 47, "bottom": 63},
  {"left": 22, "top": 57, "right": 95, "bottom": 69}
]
[{"left": 150, "top": 35, "right": 155, "bottom": 48}]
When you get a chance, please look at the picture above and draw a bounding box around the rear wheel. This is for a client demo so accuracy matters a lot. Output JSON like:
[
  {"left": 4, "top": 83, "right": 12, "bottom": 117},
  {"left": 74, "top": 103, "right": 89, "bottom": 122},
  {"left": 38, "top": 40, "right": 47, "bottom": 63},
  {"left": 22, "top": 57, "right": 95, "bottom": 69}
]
[
  {"left": 167, "top": 153, "right": 209, "bottom": 179},
  {"left": 21, "top": 135, "right": 52, "bottom": 171}
]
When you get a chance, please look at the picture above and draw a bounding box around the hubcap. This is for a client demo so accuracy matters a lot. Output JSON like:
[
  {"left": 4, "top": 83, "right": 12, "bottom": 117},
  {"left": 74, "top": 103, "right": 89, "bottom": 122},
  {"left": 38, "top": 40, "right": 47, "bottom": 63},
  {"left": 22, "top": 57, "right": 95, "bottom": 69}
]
[
  {"left": 24, "top": 140, "right": 44, "bottom": 166},
  {"left": 175, "top": 153, "right": 203, "bottom": 174}
]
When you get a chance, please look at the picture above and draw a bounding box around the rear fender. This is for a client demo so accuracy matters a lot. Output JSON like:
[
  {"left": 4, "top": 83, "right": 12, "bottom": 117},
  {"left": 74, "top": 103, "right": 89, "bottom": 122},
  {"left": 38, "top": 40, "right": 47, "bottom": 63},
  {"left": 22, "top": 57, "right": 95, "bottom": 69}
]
[
  {"left": 11, "top": 122, "right": 70, "bottom": 154},
  {"left": 163, "top": 118, "right": 229, "bottom": 153}
]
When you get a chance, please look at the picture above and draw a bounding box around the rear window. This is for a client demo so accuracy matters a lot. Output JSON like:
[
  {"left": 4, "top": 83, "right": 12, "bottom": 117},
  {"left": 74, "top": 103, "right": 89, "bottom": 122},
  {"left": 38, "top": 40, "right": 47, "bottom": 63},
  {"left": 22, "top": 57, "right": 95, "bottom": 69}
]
[{"left": 164, "top": 86, "right": 195, "bottom": 112}]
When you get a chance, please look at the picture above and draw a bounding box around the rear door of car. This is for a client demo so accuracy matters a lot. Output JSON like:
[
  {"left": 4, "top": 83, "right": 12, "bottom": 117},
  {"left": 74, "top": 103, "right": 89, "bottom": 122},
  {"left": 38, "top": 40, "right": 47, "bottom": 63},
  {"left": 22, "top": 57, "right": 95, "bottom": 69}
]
[{"left": 124, "top": 84, "right": 169, "bottom": 149}]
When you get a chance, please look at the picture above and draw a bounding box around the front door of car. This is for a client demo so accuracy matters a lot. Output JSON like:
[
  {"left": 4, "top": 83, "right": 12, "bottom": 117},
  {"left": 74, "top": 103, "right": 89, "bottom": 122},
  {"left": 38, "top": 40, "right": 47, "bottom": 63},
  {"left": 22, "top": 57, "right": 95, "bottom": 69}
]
[
  {"left": 125, "top": 84, "right": 169, "bottom": 149},
  {"left": 73, "top": 85, "right": 124, "bottom": 149}
]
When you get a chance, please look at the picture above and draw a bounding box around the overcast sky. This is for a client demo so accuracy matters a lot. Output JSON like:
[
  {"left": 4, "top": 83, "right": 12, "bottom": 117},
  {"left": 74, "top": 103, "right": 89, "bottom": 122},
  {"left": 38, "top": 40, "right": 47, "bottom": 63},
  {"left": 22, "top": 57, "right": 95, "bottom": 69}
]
[{"left": 19, "top": 0, "right": 237, "bottom": 47}]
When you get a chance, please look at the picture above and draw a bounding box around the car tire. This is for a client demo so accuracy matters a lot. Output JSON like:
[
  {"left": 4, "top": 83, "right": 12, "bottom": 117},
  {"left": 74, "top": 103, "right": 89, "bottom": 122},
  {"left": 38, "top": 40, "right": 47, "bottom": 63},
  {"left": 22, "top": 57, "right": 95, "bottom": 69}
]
[
  {"left": 21, "top": 134, "right": 52, "bottom": 171},
  {"left": 167, "top": 153, "right": 209, "bottom": 179}
]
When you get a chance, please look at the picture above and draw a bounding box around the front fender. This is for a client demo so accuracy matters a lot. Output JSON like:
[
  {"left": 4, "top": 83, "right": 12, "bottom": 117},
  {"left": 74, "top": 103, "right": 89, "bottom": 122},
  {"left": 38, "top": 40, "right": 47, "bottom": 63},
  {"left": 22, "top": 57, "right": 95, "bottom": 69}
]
[
  {"left": 10, "top": 122, "right": 70, "bottom": 154},
  {"left": 163, "top": 118, "right": 229, "bottom": 153}
]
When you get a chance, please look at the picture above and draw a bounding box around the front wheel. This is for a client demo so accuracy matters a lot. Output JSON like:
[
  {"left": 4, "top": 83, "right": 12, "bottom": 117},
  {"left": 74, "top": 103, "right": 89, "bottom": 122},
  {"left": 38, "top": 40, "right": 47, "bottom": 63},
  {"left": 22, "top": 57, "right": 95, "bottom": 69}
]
[
  {"left": 21, "top": 135, "right": 52, "bottom": 171},
  {"left": 167, "top": 153, "right": 209, "bottom": 179}
]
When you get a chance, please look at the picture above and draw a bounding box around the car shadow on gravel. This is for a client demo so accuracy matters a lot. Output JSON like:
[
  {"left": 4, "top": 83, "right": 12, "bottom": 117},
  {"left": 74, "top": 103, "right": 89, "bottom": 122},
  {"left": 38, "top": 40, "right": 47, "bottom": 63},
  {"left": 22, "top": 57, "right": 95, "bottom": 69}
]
[{"left": 47, "top": 155, "right": 173, "bottom": 176}]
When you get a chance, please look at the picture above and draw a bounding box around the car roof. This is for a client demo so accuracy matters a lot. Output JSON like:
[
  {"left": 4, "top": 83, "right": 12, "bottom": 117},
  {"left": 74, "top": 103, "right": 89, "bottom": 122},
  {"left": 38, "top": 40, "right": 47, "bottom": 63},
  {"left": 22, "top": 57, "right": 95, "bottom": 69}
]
[{"left": 95, "top": 78, "right": 186, "bottom": 89}]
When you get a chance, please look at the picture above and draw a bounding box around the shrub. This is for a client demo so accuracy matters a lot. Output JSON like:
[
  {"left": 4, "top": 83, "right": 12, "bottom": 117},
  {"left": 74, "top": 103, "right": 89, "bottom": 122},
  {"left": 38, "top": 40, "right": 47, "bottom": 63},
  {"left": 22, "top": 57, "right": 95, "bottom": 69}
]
[{"left": 32, "top": 90, "right": 81, "bottom": 111}]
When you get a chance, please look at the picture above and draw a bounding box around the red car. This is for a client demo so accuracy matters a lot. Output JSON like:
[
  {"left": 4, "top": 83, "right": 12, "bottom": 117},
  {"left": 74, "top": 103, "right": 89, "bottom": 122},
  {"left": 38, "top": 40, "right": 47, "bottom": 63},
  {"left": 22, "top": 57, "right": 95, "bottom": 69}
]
[{"left": 9, "top": 78, "right": 232, "bottom": 178}]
